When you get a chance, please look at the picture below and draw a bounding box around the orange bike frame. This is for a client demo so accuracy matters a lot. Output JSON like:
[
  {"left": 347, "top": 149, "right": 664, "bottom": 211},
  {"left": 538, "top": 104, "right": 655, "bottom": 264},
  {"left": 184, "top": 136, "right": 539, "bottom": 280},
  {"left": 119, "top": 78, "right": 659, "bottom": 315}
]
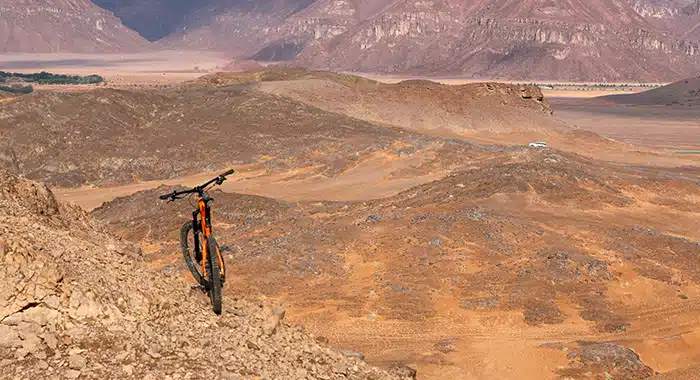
[
  {"left": 198, "top": 198, "right": 210, "bottom": 277},
  {"left": 197, "top": 197, "right": 225, "bottom": 278}
]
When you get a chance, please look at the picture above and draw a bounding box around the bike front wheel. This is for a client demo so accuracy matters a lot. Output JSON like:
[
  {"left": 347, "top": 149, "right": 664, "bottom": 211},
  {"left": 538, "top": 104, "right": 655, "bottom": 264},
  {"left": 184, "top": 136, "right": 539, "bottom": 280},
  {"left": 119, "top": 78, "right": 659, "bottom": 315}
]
[{"left": 206, "top": 236, "right": 223, "bottom": 315}]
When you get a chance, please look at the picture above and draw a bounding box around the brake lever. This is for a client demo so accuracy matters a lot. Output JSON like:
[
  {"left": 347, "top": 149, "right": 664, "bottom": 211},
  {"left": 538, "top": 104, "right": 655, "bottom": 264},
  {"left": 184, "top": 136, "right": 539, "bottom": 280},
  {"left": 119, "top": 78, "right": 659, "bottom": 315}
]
[{"left": 166, "top": 194, "right": 183, "bottom": 203}]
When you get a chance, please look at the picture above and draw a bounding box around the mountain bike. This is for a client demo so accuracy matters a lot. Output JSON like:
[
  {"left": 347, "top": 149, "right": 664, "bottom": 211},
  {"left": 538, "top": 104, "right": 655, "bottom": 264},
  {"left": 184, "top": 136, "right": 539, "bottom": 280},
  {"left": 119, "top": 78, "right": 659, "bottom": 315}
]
[{"left": 159, "top": 169, "right": 234, "bottom": 314}]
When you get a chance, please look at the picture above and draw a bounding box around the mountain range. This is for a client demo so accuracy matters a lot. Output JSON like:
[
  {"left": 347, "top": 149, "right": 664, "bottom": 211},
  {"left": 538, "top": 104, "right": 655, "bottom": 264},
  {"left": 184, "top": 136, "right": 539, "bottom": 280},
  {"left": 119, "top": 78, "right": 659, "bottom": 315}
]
[{"left": 2, "top": 0, "right": 700, "bottom": 81}]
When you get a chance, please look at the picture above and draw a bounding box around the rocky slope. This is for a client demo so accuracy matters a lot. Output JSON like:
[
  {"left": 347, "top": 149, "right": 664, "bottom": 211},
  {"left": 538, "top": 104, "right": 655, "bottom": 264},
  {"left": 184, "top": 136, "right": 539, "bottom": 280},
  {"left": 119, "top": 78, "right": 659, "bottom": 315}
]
[
  {"left": 0, "top": 76, "right": 437, "bottom": 187},
  {"left": 1, "top": 68, "right": 689, "bottom": 192},
  {"left": 0, "top": 169, "right": 415, "bottom": 379},
  {"left": 203, "top": 69, "right": 557, "bottom": 136},
  {"left": 197, "top": 69, "right": 688, "bottom": 168},
  {"left": 651, "top": 364, "right": 700, "bottom": 379},
  {"left": 0, "top": 0, "right": 150, "bottom": 53}
]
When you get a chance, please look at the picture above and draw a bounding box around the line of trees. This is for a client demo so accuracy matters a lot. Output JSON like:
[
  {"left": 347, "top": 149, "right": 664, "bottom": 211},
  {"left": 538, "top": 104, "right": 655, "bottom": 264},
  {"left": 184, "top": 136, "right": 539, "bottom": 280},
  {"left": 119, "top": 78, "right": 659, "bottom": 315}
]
[{"left": 0, "top": 71, "right": 104, "bottom": 85}]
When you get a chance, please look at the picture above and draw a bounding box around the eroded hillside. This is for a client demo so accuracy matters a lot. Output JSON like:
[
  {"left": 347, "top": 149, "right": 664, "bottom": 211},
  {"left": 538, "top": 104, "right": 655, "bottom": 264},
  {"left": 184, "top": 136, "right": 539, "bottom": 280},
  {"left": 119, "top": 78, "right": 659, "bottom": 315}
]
[
  {"left": 197, "top": 70, "right": 699, "bottom": 167},
  {"left": 0, "top": 78, "right": 470, "bottom": 187},
  {"left": 0, "top": 69, "right": 568, "bottom": 190},
  {"left": 602, "top": 76, "right": 700, "bottom": 106},
  {"left": 2, "top": 69, "right": 695, "bottom": 194}
]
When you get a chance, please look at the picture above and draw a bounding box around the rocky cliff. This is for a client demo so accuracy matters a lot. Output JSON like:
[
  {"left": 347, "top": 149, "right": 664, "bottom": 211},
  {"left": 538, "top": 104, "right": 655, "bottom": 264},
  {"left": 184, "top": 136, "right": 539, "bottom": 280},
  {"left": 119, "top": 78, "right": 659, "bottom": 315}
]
[{"left": 293, "top": 0, "right": 700, "bottom": 81}]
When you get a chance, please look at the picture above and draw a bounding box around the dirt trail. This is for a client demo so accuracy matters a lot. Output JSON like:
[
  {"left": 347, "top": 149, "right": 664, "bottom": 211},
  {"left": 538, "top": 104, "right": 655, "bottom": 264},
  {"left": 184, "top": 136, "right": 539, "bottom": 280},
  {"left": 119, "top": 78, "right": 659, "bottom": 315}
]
[{"left": 55, "top": 149, "right": 453, "bottom": 210}]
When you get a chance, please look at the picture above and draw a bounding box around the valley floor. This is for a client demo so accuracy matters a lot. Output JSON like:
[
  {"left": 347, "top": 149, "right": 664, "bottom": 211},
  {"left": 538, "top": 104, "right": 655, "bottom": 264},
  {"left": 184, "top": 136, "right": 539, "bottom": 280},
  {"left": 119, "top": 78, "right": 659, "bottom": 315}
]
[{"left": 551, "top": 98, "right": 700, "bottom": 151}]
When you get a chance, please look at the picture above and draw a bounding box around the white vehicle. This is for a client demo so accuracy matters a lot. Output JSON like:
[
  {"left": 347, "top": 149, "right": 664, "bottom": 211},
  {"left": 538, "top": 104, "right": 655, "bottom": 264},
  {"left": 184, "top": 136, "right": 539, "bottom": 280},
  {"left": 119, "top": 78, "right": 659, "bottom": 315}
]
[{"left": 528, "top": 141, "right": 548, "bottom": 149}]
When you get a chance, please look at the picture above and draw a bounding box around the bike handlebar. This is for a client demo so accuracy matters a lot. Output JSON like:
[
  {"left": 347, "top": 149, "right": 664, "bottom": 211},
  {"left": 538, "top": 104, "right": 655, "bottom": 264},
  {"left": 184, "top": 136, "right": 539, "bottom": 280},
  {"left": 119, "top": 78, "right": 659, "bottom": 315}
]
[{"left": 158, "top": 169, "right": 235, "bottom": 201}]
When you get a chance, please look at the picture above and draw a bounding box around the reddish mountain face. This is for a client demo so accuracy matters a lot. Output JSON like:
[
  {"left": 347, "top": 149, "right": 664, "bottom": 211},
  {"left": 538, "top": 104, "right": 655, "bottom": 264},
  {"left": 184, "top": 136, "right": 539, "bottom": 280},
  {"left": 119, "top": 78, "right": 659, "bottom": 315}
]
[
  {"left": 0, "top": 0, "right": 149, "bottom": 53},
  {"left": 153, "top": 0, "right": 700, "bottom": 81}
]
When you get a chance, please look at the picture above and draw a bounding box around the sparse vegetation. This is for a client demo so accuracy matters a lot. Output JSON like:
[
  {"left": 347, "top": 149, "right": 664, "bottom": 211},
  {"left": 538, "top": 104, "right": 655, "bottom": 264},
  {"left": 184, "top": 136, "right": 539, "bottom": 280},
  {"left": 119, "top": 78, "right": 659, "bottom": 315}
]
[
  {"left": 0, "top": 71, "right": 104, "bottom": 85},
  {"left": 526, "top": 82, "right": 663, "bottom": 92}
]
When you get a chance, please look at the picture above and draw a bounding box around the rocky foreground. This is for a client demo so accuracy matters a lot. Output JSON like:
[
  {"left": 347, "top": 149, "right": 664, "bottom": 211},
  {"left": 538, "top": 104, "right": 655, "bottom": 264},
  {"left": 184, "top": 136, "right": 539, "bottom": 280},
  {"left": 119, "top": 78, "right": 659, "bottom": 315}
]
[{"left": 0, "top": 169, "right": 415, "bottom": 380}]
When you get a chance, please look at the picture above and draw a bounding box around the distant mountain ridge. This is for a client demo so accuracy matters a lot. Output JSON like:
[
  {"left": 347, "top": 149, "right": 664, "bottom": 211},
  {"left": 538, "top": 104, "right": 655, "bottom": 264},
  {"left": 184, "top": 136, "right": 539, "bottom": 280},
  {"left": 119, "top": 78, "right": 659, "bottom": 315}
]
[
  {"left": 6, "top": 0, "right": 700, "bottom": 81},
  {"left": 290, "top": 0, "right": 700, "bottom": 81},
  {"left": 634, "top": 0, "right": 700, "bottom": 41},
  {"left": 103, "top": 0, "right": 700, "bottom": 82}
]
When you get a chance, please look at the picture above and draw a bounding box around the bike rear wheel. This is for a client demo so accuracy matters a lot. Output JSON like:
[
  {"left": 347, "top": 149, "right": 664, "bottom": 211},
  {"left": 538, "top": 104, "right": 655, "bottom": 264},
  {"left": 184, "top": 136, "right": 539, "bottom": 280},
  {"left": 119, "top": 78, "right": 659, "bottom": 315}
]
[
  {"left": 206, "top": 236, "right": 223, "bottom": 315},
  {"left": 180, "top": 222, "right": 205, "bottom": 286}
]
